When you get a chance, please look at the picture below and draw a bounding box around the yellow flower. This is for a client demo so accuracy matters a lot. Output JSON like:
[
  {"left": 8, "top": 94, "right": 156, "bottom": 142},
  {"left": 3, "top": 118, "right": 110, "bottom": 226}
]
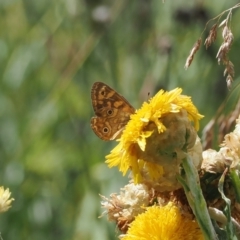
[
  {"left": 120, "top": 202, "right": 204, "bottom": 240},
  {"left": 106, "top": 88, "right": 203, "bottom": 189},
  {"left": 0, "top": 186, "right": 14, "bottom": 213}
]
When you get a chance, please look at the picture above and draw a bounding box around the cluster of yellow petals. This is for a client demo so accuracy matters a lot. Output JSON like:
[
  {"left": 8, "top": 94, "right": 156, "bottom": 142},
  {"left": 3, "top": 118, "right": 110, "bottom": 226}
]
[
  {"left": 106, "top": 88, "right": 203, "bottom": 183},
  {"left": 121, "top": 202, "right": 204, "bottom": 240}
]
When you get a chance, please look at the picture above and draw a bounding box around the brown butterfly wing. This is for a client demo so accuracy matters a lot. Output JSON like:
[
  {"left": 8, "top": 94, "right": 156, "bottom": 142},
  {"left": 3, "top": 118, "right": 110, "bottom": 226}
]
[{"left": 91, "top": 82, "right": 135, "bottom": 140}]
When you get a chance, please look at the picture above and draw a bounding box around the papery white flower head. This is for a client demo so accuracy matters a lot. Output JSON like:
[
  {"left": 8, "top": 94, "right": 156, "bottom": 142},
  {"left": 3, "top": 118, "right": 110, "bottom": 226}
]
[
  {"left": 100, "top": 183, "right": 150, "bottom": 231},
  {"left": 0, "top": 187, "right": 14, "bottom": 213},
  {"left": 202, "top": 115, "right": 240, "bottom": 173}
]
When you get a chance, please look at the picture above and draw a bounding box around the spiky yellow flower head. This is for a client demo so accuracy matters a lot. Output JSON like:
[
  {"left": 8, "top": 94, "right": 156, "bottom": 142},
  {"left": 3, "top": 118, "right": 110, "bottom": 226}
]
[
  {"left": 0, "top": 187, "right": 14, "bottom": 213},
  {"left": 106, "top": 88, "right": 203, "bottom": 191},
  {"left": 120, "top": 202, "right": 204, "bottom": 240}
]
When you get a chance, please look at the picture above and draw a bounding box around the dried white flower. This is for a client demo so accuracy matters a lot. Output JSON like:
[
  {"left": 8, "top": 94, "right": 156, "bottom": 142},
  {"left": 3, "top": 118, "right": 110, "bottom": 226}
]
[
  {"left": 202, "top": 115, "right": 240, "bottom": 173},
  {"left": 0, "top": 187, "right": 14, "bottom": 213},
  {"left": 100, "top": 183, "right": 150, "bottom": 231}
]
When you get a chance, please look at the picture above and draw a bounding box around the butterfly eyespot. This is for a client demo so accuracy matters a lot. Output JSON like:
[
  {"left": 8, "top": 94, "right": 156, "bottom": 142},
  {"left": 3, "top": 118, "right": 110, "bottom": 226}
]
[
  {"left": 103, "top": 127, "right": 109, "bottom": 133},
  {"left": 107, "top": 109, "right": 113, "bottom": 115},
  {"left": 91, "top": 82, "right": 135, "bottom": 140}
]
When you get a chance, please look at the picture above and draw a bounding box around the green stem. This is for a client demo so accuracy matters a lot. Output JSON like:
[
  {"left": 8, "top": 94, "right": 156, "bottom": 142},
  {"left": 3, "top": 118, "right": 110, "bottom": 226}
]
[
  {"left": 218, "top": 168, "right": 238, "bottom": 239},
  {"left": 177, "top": 154, "right": 218, "bottom": 240},
  {"left": 229, "top": 169, "right": 240, "bottom": 203}
]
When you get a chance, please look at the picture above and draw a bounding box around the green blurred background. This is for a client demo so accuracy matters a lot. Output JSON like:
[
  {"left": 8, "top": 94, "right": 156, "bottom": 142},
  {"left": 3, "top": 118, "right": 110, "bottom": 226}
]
[{"left": 0, "top": 0, "right": 240, "bottom": 239}]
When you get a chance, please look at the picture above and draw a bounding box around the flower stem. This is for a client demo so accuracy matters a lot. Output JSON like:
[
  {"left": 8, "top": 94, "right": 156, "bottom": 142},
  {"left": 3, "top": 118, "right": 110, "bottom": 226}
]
[
  {"left": 177, "top": 154, "right": 218, "bottom": 240},
  {"left": 218, "top": 168, "right": 238, "bottom": 239},
  {"left": 229, "top": 169, "right": 240, "bottom": 203}
]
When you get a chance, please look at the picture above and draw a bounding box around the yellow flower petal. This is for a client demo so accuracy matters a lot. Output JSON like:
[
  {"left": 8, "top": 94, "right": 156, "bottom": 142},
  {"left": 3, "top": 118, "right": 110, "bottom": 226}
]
[
  {"left": 121, "top": 203, "right": 204, "bottom": 240},
  {"left": 106, "top": 88, "right": 203, "bottom": 189}
]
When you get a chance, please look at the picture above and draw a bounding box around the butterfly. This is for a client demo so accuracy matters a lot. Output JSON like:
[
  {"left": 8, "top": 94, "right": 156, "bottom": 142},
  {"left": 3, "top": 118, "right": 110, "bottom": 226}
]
[{"left": 91, "top": 82, "right": 135, "bottom": 140}]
